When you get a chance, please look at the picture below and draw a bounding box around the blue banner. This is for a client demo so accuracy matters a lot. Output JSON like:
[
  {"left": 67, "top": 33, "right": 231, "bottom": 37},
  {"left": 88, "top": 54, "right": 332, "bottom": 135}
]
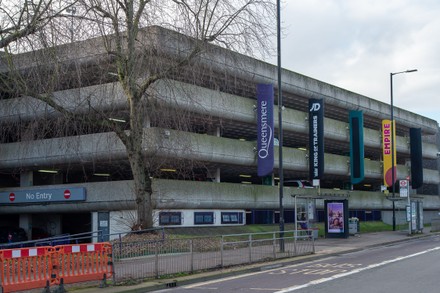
[{"left": 257, "top": 84, "right": 274, "bottom": 177}]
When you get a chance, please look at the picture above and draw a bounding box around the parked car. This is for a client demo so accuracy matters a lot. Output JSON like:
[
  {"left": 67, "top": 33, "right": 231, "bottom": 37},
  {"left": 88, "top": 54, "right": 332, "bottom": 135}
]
[
  {"left": 284, "top": 180, "right": 314, "bottom": 188},
  {"left": 0, "top": 226, "right": 28, "bottom": 243}
]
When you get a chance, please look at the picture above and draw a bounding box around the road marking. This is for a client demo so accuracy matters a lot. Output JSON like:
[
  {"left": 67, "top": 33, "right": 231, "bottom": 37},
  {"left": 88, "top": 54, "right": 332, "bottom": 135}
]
[
  {"left": 249, "top": 288, "right": 282, "bottom": 291},
  {"left": 182, "top": 259, "right": 330, "bottom": 289},
  {"left": 275, "top": 246, "right": 440, "bottom": 293}
]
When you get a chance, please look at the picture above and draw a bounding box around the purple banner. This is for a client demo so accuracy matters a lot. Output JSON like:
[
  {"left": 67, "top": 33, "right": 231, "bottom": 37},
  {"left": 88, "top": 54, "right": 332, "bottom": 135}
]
[{"left": 257, "top": 84, "right": 274, "bottom": 177}]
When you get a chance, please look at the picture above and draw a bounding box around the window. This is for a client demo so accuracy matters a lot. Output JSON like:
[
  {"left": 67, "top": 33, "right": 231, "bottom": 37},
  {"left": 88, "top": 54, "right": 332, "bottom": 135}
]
[
  {"left": 159, "top": 212, "right": 182, "bottom": 225},
  {"left": 221, "top": 212, "right": 243, "bottom": 224},
  {"left": 194, "top": 212, "right": 214, "bottom": 225}
]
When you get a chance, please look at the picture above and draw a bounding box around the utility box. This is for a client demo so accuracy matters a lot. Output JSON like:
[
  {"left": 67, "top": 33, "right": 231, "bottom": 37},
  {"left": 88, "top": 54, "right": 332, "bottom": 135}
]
[
  {"left": 349, "top": 217, "right": 359, "bottom": 235},
  {"left": 410, "top": 201, "right": 423, "bottom": 233}
]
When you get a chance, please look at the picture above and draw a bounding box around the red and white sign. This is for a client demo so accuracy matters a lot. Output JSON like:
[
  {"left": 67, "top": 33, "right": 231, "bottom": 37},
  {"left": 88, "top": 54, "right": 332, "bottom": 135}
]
[
  {"left": 64, "top": 190, "right": 71, "bottom": 199},
  {"left": 9, "top": 193, "right": 15, "bottom": 202},
  {"left": 400, "top": 180, "right": 409, "bottom": 197}
]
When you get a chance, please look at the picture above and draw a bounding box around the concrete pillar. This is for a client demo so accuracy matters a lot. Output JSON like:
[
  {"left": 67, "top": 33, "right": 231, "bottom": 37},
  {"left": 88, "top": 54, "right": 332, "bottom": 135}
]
[
  {"left": 91, "top": 212, "right": 98, "bottom": 243},
  {"left": 20, "top": 171, "right": 33, "bottom": 187},
  {"left": 215, "top": 168, "right": 221, "bottom": 183},
  {"left": 19, "top": 214, "right": 32, "bottom": 240}
]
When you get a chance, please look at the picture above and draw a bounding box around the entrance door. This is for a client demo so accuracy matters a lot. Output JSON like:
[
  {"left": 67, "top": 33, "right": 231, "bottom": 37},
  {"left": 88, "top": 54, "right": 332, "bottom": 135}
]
[{"left": 98, "top": 212, "right": 110, "bottom": 241}]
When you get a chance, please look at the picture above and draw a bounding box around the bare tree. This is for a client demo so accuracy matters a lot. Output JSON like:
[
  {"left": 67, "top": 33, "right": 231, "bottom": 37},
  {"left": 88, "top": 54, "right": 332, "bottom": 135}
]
[
  {"left": 0, "top": 0, "right": 79, "bottom": 49},
  {"left": 0, "top": 0, "right": 276, "bottom": 229}
]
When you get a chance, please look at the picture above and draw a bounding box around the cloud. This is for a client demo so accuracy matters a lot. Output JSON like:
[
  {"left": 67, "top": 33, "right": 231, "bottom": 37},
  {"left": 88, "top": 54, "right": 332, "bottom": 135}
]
[{"left": 274, "top": 0, "right": 440, "bottom": 123}]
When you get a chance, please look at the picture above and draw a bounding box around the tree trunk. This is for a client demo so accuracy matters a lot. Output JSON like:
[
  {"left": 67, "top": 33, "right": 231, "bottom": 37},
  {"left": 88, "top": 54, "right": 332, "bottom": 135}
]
[{"left": 127, "top": 147, "right": 154, "bottom": 230}]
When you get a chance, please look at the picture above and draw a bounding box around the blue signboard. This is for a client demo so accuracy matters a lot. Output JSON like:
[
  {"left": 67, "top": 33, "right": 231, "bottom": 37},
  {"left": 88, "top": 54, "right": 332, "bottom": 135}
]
[{"left": 0, "top": 187, "right": 86, "bottom": 204}]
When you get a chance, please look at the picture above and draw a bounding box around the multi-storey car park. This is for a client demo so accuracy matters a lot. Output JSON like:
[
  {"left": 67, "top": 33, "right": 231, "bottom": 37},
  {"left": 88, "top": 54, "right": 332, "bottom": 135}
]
[{"left": 0, "top": 26, "right": 439, "bottom": 241}]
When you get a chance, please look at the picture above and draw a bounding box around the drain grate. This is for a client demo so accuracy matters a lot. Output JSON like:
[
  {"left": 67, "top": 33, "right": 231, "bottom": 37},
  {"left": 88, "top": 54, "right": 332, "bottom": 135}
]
[{"left": 166, "top": 281, "right": 177, "bottom": 288}]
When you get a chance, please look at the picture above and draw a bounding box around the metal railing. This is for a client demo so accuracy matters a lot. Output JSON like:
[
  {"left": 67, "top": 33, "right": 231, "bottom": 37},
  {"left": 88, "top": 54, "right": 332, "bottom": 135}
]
[{"left": 112, "top": 229, "right": 314, "bottom": 282}]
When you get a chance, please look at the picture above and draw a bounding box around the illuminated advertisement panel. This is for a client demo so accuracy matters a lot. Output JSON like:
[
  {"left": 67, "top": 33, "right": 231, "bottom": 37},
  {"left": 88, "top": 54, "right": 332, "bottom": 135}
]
[
  {"left": 325, "top": 200, "right": 349, "bottom": 238},
  {"left": 327, "top": 202, "right": 345, "bottom": 233}
]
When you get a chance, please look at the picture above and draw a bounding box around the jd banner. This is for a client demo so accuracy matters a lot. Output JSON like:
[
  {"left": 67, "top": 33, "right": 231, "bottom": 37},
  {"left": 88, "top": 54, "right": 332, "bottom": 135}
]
[
  {"left": 309, "top": 98, "right": 324, "bottom": 180},
  {"left": 256, "top": 84, "right": 274, "bottom": 177}
]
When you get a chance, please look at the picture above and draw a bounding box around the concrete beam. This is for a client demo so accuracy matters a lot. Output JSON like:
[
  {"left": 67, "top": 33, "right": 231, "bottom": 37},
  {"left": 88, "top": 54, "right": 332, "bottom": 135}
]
[{"left": 1, "top": 127, "right": 438, "bottom": 184}]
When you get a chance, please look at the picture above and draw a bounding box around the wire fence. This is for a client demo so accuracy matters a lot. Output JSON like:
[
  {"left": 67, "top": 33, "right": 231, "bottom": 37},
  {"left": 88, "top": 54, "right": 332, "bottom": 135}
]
[{"left": 111, "top": 229, "right": 315, "bottom": 283}]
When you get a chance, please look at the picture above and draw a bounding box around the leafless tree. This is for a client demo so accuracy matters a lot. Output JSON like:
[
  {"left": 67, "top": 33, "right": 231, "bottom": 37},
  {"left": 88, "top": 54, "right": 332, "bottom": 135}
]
[
  {"left": 0, "top": 0, "right": 276, "bottom": 229},
  {"left": 0, "top": 0, "right": 79, "bottom": 49}
]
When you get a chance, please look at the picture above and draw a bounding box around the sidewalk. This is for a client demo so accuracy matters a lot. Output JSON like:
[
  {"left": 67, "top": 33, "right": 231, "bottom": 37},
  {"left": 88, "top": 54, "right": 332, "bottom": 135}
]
[{"left": 72, "top": 228, "right": 436, "bottom": 293}]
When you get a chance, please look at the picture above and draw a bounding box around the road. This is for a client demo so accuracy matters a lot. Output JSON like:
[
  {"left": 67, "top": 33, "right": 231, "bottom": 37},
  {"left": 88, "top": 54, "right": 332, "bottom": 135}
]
[{"left": 153, "top": 235, "right": 440, "bottom": 293}]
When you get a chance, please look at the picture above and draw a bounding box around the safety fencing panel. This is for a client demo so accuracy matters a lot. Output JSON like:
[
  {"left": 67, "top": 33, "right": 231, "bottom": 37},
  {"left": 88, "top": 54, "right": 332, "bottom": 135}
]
[
  {"left": 52, "top": 243, "right": 113, "bottom": 285},
  {"left": 112, "top": 231, "right": 314, "bottom": 283},
  {"left": 0, "top": 243, "right": 113, "bottom": 293},
  {"left": 0, "top": 246, "right": 53, "bottom": 293}
]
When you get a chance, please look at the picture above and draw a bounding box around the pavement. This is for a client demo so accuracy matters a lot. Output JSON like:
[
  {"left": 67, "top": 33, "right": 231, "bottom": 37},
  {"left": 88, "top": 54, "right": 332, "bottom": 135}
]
[{"left": 70, "top": 227, "right": 437, "bottom": 293}]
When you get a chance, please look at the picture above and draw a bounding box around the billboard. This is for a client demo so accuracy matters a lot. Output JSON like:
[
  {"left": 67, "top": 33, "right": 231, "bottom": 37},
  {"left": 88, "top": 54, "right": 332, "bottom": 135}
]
[
  {"left": 308, "top": 98, "right": 324, "bottom": 180},
  {"left": 325, "top": 200, "right": 349, "bottom": 238},
  {"left": 256, "top": 84, "right": 274, "bottom": 177},
  {"left": 382, "top": 120, "right": 396, "bottom": 187}
]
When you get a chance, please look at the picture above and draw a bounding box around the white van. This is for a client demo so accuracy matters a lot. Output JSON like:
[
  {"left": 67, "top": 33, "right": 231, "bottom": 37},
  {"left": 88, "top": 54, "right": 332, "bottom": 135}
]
[{"left": 284, "top": 180, "right": 314, "bottom": 188}]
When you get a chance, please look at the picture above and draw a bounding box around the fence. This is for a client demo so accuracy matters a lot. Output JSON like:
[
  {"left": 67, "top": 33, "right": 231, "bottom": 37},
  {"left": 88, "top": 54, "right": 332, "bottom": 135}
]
[
  {"left": 0, "top": 243, "right": 113, "bottom": 293},
  {"left": 112, "top": 229, "right": 314, "bottom": 282}
]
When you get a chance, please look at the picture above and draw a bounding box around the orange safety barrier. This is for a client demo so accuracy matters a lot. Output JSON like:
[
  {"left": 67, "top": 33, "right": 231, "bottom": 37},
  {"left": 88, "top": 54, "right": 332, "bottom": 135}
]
[
  {"left": 0, "top": 246, "right": 53, "bottom": 293},
  {"left": 0, "top": 243, "right": 113, "bottom": 293},
  {"left": 52, "top": 243, "right": 113, "bottom": 286}
]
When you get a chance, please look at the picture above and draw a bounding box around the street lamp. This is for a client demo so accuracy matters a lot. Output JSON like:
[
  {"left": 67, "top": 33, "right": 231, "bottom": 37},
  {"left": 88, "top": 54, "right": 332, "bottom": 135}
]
[
  {"left": 390, "top": 69, "right": 417, "bottom": 231},
  {"left": 276, "top": 0, "right": 285, "bottom": 252}
]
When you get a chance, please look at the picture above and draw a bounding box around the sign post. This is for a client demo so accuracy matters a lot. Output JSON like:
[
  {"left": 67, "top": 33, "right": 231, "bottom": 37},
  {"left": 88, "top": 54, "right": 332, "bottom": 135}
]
[{"left": 400, "top": 179, "right": 411, "bottom": 235}]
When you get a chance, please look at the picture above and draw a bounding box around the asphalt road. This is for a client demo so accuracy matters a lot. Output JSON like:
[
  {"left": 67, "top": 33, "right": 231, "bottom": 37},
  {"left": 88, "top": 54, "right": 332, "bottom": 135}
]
[{"left": 153, "top": 235, "right": 440, "bottom": 293}]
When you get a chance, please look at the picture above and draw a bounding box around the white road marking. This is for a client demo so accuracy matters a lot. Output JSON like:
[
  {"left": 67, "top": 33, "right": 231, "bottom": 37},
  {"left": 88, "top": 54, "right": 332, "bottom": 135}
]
[
  {"left": 274, "top": 246, "right": 440, "bottom": 293},
  {"left": 182, "top": 259, "right": 330, "bottom": 289}
]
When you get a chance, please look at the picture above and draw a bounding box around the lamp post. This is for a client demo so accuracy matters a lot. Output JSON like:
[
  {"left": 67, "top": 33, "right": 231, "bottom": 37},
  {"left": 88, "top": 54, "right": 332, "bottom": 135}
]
[
  {"left": 276, "top": 0, "right": 285, "bottom": 252},
  {"left": 390, "top": 69, "right": 417, "bottom": 231}
]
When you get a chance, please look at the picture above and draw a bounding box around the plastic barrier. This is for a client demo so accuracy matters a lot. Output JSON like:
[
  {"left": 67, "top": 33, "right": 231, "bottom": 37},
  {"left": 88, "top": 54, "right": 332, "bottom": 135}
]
[
  {"left": 52, "top": 243, "right": 113, "bottom": 286},
  {"left": 0, "top": 246, "right": 53, "bottom": 293},
  {"left": 0, "top": 243, "right": 113, "bottom": 293}
]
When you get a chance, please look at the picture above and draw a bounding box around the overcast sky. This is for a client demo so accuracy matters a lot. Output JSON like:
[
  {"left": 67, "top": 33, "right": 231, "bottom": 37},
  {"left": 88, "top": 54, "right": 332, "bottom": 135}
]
[{"left": 272, "top": 0, "right": 440, "bottom": 124}]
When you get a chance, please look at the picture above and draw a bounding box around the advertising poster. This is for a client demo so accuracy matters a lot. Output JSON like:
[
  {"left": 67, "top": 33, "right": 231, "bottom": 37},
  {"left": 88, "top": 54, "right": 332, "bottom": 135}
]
[{"left": 327, "top": 202, "right": 345, "bottom": 233}]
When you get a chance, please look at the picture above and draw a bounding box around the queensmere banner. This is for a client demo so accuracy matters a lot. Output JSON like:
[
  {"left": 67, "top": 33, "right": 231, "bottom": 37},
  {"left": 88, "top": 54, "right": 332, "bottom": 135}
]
[
  {"left": 309, "top": 98, "right": 324, "bottom": 180},
  {"left": 382, "top": 119, "right": 396, "bottom": 187},
  {"left": 256, "top": 84, "right": 274, "bottom": 177}
]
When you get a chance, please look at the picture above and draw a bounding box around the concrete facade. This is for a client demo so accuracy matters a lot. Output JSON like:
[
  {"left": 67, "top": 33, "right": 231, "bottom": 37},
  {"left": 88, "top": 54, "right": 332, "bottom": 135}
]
[{"left": 0, "top": 26, "right": 439, "bottom": 238}]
